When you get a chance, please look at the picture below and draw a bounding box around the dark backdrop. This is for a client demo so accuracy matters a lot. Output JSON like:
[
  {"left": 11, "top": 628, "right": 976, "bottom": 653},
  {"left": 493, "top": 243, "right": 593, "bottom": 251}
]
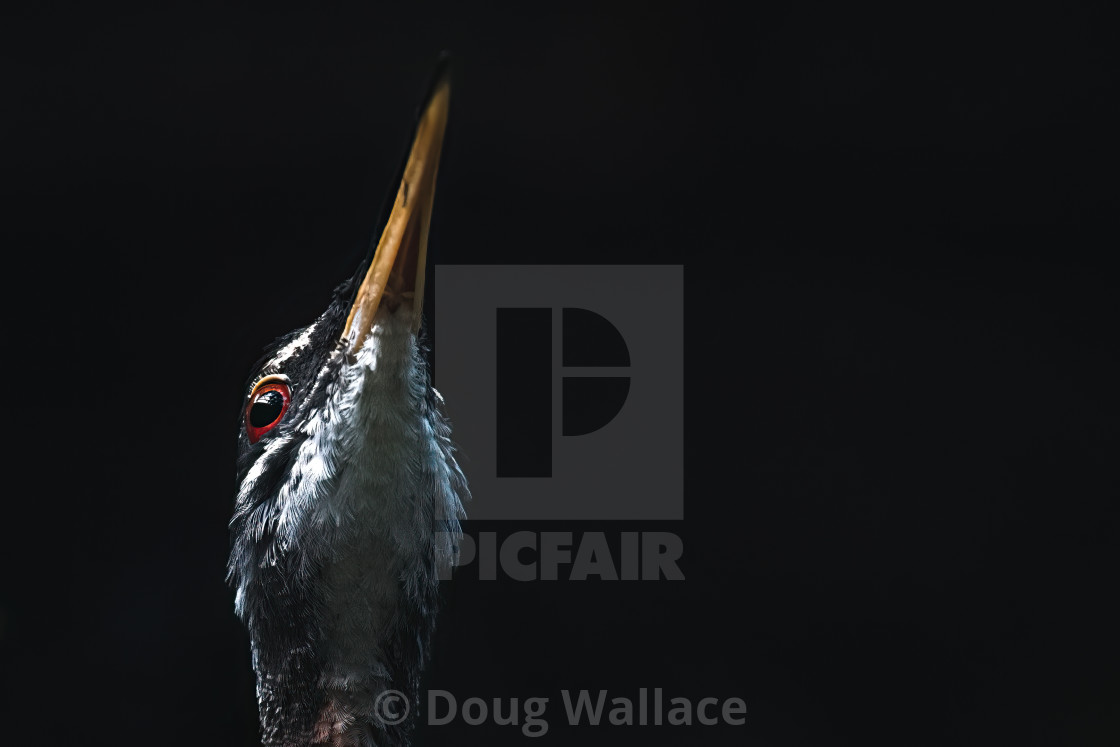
[{"left": 2, "top": 2, "right": 1115, "bottom": 745}]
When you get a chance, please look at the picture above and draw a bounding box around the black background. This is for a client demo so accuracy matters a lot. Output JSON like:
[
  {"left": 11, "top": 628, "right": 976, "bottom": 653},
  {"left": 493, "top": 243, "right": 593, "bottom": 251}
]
[{"left": 2, "top": 2, "right": 1115, "bottom": 745}]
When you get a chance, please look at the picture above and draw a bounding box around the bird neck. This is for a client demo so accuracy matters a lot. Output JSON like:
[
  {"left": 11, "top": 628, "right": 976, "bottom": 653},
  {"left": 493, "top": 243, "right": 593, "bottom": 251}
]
[{"left": 241, "top": 311, "right": 463, "bottom": 746}]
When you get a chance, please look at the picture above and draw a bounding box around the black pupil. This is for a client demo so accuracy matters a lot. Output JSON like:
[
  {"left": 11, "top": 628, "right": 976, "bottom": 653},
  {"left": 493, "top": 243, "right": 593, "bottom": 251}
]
[{"left": 250, "top": 390, "right": 285, "bottom": 428}]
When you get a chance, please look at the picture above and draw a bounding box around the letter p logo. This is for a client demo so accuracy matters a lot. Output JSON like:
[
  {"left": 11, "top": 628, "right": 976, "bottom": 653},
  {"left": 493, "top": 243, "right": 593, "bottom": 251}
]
[
  {"left": 496, "top": 307, "right": 632, "bottom": 477},
  {"left": 436, "top": 266, "right": 683, "bottom": 520}
]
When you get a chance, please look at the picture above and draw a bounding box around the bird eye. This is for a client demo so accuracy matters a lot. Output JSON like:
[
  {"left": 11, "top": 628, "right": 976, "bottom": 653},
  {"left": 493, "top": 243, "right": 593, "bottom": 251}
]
[{"left": 246, "top": 379, "right": 291, "bottom": 444}]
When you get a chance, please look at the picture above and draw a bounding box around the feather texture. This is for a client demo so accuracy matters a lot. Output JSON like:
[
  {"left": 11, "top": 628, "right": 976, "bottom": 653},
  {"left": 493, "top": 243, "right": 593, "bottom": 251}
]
[{"left": 229, "top": 302, "right": 467, "bottom": 746}]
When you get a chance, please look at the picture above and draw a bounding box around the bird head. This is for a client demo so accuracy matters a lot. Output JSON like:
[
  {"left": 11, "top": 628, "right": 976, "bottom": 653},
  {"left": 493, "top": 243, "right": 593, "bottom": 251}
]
[{"left": 227, "top": 69, "right": 467, "bottom": 747}]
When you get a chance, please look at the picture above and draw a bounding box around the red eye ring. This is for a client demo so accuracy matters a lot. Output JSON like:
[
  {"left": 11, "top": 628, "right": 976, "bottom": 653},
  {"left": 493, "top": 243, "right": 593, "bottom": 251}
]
[{"left": 246, "top": 379, "right": 291, "bottom": 444}]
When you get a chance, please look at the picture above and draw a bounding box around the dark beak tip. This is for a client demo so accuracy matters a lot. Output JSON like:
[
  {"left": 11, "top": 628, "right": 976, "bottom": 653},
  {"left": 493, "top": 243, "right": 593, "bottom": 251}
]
[{"left": 417, "top": 53, "right": 454, "bottom": 120}]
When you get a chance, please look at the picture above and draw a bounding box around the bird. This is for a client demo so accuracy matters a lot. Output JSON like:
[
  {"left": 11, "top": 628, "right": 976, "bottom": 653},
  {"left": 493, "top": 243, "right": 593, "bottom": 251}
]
[{"left": 227, "top": 64, "right": 468, "bottom": 747}]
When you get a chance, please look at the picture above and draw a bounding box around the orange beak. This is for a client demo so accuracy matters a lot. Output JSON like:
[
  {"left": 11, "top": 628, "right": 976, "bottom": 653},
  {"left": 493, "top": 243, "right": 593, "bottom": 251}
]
[{"left": 343, "top": 73, "right": 450, "bottom": 351}]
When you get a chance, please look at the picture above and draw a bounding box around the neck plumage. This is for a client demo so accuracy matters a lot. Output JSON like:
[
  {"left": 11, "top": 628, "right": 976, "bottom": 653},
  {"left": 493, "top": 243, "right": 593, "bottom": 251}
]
[{"left": 232, "top": 312, "right": 467, "bottom": 746}]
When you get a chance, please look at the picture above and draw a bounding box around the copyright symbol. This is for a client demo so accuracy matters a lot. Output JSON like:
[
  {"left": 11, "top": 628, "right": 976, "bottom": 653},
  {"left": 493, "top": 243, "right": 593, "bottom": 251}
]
[{"left": 373, "top": 689, "right": 410, "bottom": 726}]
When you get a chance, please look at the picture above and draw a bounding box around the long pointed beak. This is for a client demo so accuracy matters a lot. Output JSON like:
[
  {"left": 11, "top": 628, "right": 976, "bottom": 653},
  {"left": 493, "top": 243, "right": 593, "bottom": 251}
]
[{"left": 343, "top": 71, "right": 450, "bottom": 352}]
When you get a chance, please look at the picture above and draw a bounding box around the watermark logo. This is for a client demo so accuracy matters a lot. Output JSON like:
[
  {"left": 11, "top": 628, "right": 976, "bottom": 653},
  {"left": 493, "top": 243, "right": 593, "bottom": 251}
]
[
  {"left": 438, "top": 530, "right": 684, "bottom": 581},
  {"left": 374, "top": 688, "right": 747, "bottom": 736},
  {"left": 435, "top": 265, "right": 684, "bottom": 520},
  {"left": 373, "top": 689, "right": 410, "bottom": 726},
  {"left": 495, "top": 306, "right": 633, "bottom": 477}
]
